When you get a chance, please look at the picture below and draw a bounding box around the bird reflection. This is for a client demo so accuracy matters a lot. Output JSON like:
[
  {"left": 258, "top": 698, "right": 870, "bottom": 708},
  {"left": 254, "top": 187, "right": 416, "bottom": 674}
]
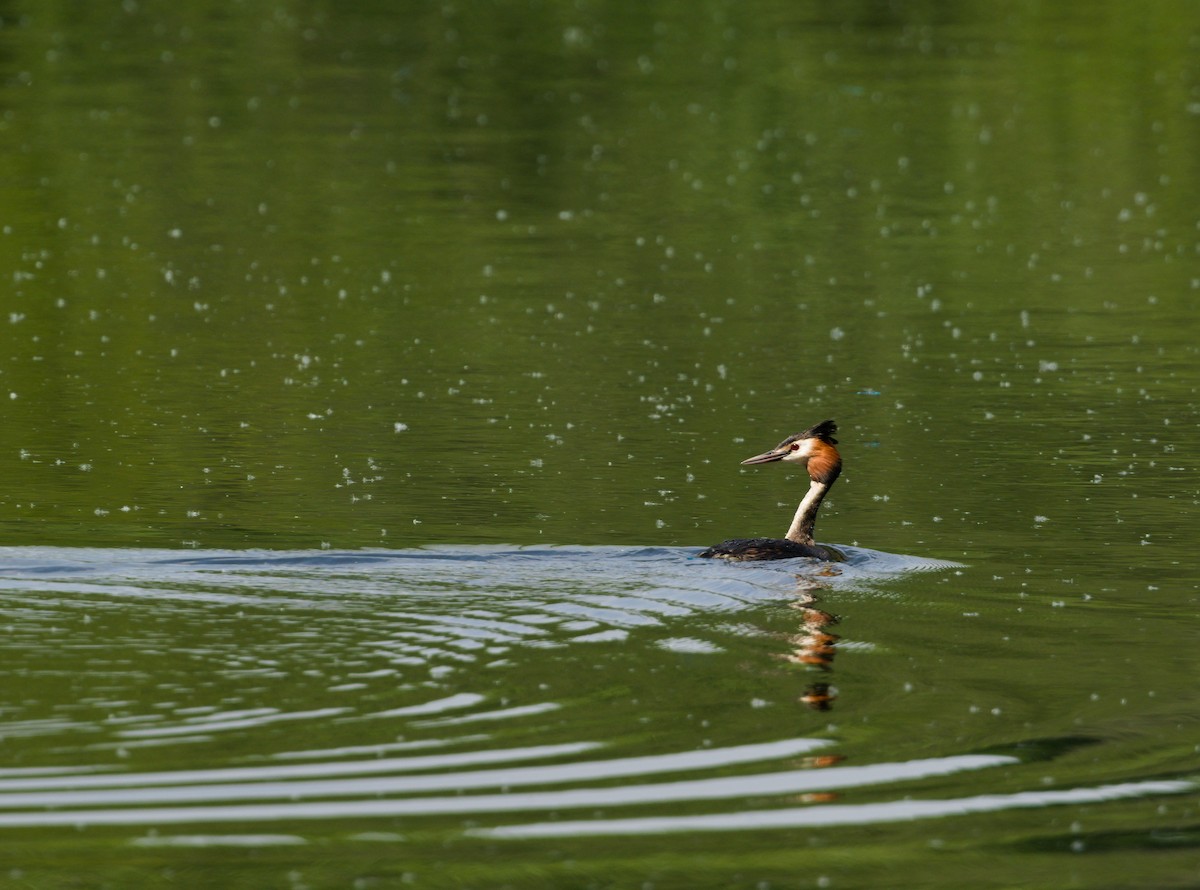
[
  {"left": 800, "top": 683, "right": 838, "bottom": 711},
  {"left": 783, "top": 576, "right": 841, "bottom": 712}
]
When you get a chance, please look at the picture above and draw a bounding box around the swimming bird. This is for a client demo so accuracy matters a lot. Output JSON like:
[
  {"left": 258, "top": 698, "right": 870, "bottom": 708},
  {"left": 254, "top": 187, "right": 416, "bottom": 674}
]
[{"left": 699, "top": 420, "right": 844, "bottom": 562}]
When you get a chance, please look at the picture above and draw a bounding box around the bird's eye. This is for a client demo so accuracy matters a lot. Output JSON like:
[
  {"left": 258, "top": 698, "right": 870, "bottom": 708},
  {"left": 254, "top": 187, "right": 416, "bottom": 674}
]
[{"left": 790, "top": 443, "right": 800, "bottom": 451}]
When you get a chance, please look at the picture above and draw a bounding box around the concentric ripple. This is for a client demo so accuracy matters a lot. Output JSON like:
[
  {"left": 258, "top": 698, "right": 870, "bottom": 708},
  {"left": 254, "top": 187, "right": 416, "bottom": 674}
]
[{"left": 0, "top": 545, "right": 1186, "bottom": 847}]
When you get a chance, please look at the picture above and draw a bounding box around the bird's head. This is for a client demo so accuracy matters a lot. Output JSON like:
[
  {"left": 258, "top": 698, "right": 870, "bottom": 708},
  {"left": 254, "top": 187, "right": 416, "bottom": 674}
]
[{"left": 740, "top": 419, "right": 841, "bottom": 485}]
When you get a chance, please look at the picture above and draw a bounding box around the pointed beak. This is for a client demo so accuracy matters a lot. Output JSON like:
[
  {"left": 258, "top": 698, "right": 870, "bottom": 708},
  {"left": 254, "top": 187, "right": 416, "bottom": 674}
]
[{"left": 741, "top": 446, "right": 789, "bottom": 465}]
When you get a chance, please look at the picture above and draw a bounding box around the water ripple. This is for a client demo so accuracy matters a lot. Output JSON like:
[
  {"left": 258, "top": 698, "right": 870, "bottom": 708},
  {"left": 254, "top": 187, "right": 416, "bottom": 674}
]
[{"left": 475, "top": 779, "right": 1197, "bottom": 839}]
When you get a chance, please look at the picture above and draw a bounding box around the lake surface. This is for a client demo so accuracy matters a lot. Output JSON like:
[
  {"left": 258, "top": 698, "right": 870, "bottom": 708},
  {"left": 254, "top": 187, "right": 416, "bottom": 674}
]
[{"left": 0, "top": 1, "right": 1198, "bottom": 887}]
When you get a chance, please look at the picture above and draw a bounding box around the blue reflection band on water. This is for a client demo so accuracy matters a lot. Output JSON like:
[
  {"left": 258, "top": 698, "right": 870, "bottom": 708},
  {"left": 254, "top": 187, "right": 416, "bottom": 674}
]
[
  {"left": 0, "top": 749, "right": 1008, "bottom": 826},
  {"left": 476, "top": 779, "right": 1196, "bottom": 839}
]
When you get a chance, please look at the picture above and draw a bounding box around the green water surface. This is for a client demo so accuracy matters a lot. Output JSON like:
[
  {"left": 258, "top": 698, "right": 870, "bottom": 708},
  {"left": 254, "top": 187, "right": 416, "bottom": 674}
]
[{"left": 0, "top": 1, "right": 1197, "bottom": 887}]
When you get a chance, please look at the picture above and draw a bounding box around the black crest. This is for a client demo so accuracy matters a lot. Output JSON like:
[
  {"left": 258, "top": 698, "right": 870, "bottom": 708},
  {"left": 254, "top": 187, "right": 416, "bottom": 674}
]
[{"left": 779, "top": 419, "right": 837, "bottom": 448}]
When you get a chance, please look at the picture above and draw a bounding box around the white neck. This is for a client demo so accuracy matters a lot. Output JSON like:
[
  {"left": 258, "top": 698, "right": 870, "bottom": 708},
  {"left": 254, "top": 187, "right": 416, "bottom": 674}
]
[{"left": 785, "top": 480, "right": 829, "bottom": 545}]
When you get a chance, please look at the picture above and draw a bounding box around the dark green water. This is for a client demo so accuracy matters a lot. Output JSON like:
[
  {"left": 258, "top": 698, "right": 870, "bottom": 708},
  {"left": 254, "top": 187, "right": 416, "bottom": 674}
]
[{"left": 0, "top": 2, "right": 1197, "bottom": 887}]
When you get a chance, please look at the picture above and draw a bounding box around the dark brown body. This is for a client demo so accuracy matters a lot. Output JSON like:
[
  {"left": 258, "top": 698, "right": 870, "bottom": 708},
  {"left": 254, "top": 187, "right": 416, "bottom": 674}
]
[{"left": 698, "top": 537, "right": 844, "bottom": 562}]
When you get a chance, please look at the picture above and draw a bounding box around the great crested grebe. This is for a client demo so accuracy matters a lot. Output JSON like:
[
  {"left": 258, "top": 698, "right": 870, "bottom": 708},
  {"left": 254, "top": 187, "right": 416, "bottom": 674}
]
[{"left": 699, "top": 419, "right": 844, "bottom": 562}]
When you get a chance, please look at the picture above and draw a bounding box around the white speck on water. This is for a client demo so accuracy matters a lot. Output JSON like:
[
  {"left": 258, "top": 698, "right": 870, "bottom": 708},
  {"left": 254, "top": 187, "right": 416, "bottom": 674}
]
[
  {"left": 574, "top": 629, "right": 628, "bottom": 643},
  {"left": 657, "top": 637, "right": 722, "bottom": 654},
  {"left": 830, "top": 326, "right": 844, "bottom": 340},
  {"left": 131, "top": 834, "right": 307, "bottom": 848},
  {"left": 1034, "top": 515, "right": 1049, "bottom": 523}
]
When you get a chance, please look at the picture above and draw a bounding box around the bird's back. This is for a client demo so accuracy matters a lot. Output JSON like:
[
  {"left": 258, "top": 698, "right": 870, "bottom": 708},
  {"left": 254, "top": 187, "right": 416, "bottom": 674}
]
[{"left": 698, "top": 538, "right": 844, "bottom": 562}]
